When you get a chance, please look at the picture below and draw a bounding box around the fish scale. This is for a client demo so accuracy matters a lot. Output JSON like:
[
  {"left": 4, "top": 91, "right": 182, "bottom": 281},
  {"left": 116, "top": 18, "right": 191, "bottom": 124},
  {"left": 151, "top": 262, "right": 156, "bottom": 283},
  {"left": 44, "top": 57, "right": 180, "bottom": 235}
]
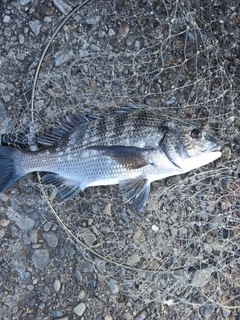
[{"left": 0, "top": 108, "right": 221, "bottom": 212}]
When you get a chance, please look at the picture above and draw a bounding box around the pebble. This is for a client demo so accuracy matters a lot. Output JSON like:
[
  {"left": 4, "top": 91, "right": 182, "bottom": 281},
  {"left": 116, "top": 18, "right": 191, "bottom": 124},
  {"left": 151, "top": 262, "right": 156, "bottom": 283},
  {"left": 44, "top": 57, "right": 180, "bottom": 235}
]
[
  {"left": 74, "top": 268, "right": 83, "bottom": 282},
  {"left": 17, "top": 217, "right": 35, "bottom": 230},
  {"left": 4, "top": 27, "right": 11, "bottom": 37},
  {"left": 0, "top": 229, "right": 5, "bottom": 239},
  {"left": 22, "top": 233, "right": 31, "bottom": 245},
  {"left": 53, "top": 0, "right": 72, "bottom": 15},
  {"left": 73, "top": 303, "right": 86, "bottom": 316},
  {"left": 42, "top": 231, "right": 58, "bottom": 248},
  {"left": 78, "top": 289, "right": 85, "bottom": 299},
  {"left": 90, "top": 44, "right": 100, "bottom": 52},
  {"left": 52, "top": 310, "right": 63, "bottom": 318},
  {"left": 151, "top": 224, "right": 159, "bottom": 232},
  {"left": 19, "top": 34, "right": 24, "bottom": 44},
  {"left": 108, "top": 28, "right": 115, "bottom": 36},
  {"left": 127, "top": 253, "right": 140, "bottom": 266},
  {"left": 191, "top": 268, "right": 213, "bottom": 287},
  {"left": 43, "top": 221, "right": 52, "bottom": 232},
  {"left": 120, "top": 210, "right": 129, "bottom": 223},
  {"left": 79, "top": 227, "right": 96, "bottom": 247},
  {"left": 134, "top": 312, "right": 147, "bottom": 320},
  {"left": 3, "top": 15, "right": 10, "bottom": 23},
  {"left": 134, "top": 40, "right": 141, "bottom": 51},
  {"left": 45, "top": 274, "right": 54, "bottom": 284},
  {"left": 54, "top": 49, "right": 73, "bottom": 67},
  {"left": 199, "top": 304, "right": 215, "bottom": 319},
  {"left": 107, "top": 278, "right": 119, "bottom": 295},
  {"left": 86, "top": 16, "right": 100, "bottom": 25},
  {"left": 53, "top": 279, "right": 61, "bottom": 293},
  {"left": 83, "top": 263, "right": 94, "bottom": 273},
  {"left": 29, "top": 230, "right": 38, "bottom": 243},
  {"left": 221, "top": 307, "right": 230, "bottom": 318},
  {"left": 32, "top": 249, "right": 50, "bottom": 270},
  {"left": 20, "top": 0, "right": 32, "bottom": 5},
  {"left": 29, "top": 20, "right": 42, "bottom": 36}
]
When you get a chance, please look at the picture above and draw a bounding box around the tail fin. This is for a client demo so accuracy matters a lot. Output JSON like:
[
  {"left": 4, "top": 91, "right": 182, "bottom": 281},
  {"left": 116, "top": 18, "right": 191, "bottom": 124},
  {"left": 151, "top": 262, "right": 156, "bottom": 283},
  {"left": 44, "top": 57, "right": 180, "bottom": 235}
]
[{"left": 0, "top": 146, "right": 24, "bottom": 193}]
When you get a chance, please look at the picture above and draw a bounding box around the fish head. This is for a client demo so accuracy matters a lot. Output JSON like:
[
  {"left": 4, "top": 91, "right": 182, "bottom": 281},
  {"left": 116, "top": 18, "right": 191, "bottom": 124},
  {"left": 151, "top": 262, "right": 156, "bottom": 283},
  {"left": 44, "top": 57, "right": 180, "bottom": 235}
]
[{"left": 159, "top": 120, "right": 222, "bottom": 172}]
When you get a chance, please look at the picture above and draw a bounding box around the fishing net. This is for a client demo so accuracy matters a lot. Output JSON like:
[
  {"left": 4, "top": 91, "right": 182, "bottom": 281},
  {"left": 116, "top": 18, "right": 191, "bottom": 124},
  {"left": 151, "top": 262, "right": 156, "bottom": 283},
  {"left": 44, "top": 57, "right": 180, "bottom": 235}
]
[{"left": 3, "top": 0, "right": 240, "bottom": 314}]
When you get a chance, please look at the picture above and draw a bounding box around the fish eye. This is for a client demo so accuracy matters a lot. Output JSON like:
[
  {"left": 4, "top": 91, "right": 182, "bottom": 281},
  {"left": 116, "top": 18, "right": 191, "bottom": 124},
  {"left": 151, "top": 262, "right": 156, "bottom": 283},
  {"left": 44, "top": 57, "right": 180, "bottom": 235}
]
[{"left": 191, "top": 129, "right": 202, "bottom": 139}]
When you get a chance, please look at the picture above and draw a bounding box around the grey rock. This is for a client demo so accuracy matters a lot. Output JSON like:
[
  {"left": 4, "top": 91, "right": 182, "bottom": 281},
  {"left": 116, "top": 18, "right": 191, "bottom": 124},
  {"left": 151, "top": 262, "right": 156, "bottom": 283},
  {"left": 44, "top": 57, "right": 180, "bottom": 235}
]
[
  {"left": 134, "top": 40, "right": 141, "bottom": 51},
  {"left": 0, "top": 229, "right": 5, "bottom": 239},
  {"left": 74, "top": 268, "right": 83, "bottom": 282},
  {"left": 78, "top": 289, "right": 85, "bottom": 299},
  {"left": 107, "top": 278, "right": 119, "bottom": 295},
  {"left": 29, "top": 20, "right": 42, "bottom": 36},
  {"left": 82, "top": 263, "right": 93, "bottom": 273},
  {"left": 3, "top": 15, "right": 10, "bottom": 23},
  {"left": 32, "top": 249, "right": 50, "bottom": 270},
  {"left": 45, "top": 274, "right": 54, "bottom": 284},
  {"left": 29, "top": 230, "right": 38, "bottom": 243},
  {"left": 19, "top": 34, "right": 24, "bottom": 44},
  {"left": 17, "top": 217, "right": 35, "bottom": 230},
  {"left": 42, "top": 231, "right": 58, "bottom": 248},
  {"left": 134, "top": 312, "right": 147, "bottom": 320},
  {"left": 127, "top": 253, "right": 140, "bottom": 266},
  {"left": 73, "top": 303, "right": 86, "bottom": 316},
  {"left": 120, "top": 210, "right": 129, "bottom": 223},
  {"left": 86, "top": 16, "right": 100, "bottom": 25},
  {"left": 221, "top": 307, "right": 230, "bottom": 318},
  {"left": 4, "top": 27, "right": 11, "bottom": 37},
  {"left": 53, "top": 0, "right": 72, "bottom": 15},
  {"left": 191, "top": 268, "right": 213, "bottom": 287},
  {"left": 43, "top": 221, "right": 52, "bottom": 232},
  {"left": 79, "top": 227, "right": 96, "bottom": 246},
  {"left": 52, "top": 310, "right": 63, "bottom": 318},
  {"left": 199, "top": 304, "right": 215, "bottom": 319},
  {"left": 22, "top": 233, "right": 31, "bottom": 245},
  {"left": 90, "top": 44, "right": 100, "bottom": 52},
  {"left": 20, "top": 0, "right": 32, "bottom": 5},
  {"left": 54, "top": 49, "right": 73, "bottom": 67},
  {"left": 53, "top": 279, "right": 61, "bottom": 292}
]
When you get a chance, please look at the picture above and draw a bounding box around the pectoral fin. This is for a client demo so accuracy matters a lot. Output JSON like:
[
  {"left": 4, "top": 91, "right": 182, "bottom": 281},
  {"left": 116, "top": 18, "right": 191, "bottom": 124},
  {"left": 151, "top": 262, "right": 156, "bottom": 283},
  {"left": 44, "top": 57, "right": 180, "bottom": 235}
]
[
  {"left": 119, "top": 178, "right": 151, "bottom": 212},
  {"left": 88, "top": 145, "right": 154, "bottom": 169}
]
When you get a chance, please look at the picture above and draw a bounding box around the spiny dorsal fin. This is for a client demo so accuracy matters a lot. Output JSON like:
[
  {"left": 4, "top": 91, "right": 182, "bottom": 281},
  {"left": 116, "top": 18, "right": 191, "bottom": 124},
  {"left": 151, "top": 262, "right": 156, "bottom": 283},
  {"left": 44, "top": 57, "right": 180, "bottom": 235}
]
[{"left": 37, "top": 114, "right": 89, "bottom": 146}]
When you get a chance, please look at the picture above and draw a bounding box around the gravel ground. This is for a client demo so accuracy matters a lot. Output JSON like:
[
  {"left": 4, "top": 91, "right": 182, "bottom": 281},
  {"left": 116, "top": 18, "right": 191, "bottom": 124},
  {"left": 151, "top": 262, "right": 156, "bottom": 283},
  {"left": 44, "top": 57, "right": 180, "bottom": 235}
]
[{"left": 0, "top": 0, "right": 240, "bottom": 319}]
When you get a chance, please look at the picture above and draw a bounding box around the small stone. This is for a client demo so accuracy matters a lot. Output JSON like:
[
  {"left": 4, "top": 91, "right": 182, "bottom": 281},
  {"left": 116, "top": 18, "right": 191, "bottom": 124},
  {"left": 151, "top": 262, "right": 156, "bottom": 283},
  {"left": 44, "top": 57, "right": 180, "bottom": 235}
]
[
  {"left": 117, "top": 22, "right": 129, "bottom": 42},
  {"left": 19, "top": 34, "right": 24, "bottom": 44},
  {"left": 44, "top": 17, "right": 52, "bottom": 23},
  {"left": 54, "top": 49, "right": 73, "bottom": 67},
  {"left": 2, "top": 95, "right": 11, "bottom": 103},
  {"left": 53, "top": 279, "right": 61, "bottom": 292},
  {"left": 43, "top": 221, "right": 52, "bottom": 232},
  {"left": 107, "top": 278, "right": 119, "bottom": 295},
  {"left": 75, "top": 268, "right": 83, "bottom": 282},
  {"left": 120, "top": 210, "right": 129, "bottom": 223},
  {"left": 134, "top": 312, "right": 147, "bottom": 320},
  {"left": 32, "top": 249, "right": 50, "bottom": 270},
  {"left": 3, "top": 15, "right": 11, "bottom": 23},
  {"left": 134, "top": 40, "right": 141, "bottom": 51},
  {"left": 199, "top": 304, "right": 215, "bottom": 319},
  {"left": 82, "top": 263, "right": 93, "bottom": 273},
  {"left": 29, "top": 20, "right": 42, "bottom": 36},
  {"left": 127, "top": 253, "right": 140, "bottom": 266},
  {"left": 20, "top": 0, "right": 31, "bottom": 5},
  {"left": 0, "top": 229, "right": 5, "bottom": 239},
  {"left": 151, "top": 224, "right": 159, "bottom": 232},
  {"left": 17, "top": 217, "right": 35, "bottom": 230},
  {"left": 133, "top": 230, "right": 145, "bottom": 243},
  {"left": 4, "top": 27, "right": 11, "bottom": 37},
  {"left": 108, "top": 28, "right": 115, "bottom": 36},
  {"left": 90, "top": 44, "right": 100, "bottom": 52},
  {"left": 221, "top": 307, "right": 230, "bottom": 318},
  {"left": 53, "top": 0, "right": 72, "bottom": 15},
  {"left": 22, "top": 233, "right": 31, "bottom": 245},
  {"left": 86, "top": 16, "right": 100, "bottom": 25},
  {"left": 105, "top": 315, "right": 113, "bottom": 320},
  {"left": 29, "top": 230, "right": 38, "bottom": 243},
  {"left": 78, "top": 290, "right": 85, "bottom": 299},
  {"left": 78, "top": 227, "right": 96, "bottom": 247},
  {"left": 191, "top": 268, "right": 213, "bottom": 287},
  {"left": 45, "top": 274, "right": 54, "bottom": 284},
  {"left": 52, "top": 310, "right": 63, "bottom": 318},
  {"left": 73, "top": 303, "right": 86, "bottom": 316},
  {"left": 42, "top": 231, "right": 58, "bottom": 248}
]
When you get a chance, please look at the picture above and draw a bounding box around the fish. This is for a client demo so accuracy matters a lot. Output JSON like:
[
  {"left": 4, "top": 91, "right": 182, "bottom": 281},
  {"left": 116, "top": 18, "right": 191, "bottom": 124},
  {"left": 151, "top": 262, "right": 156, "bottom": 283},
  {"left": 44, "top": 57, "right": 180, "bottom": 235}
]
[{"left": 0, "top": 108, "right": 221, "bottom": 212}]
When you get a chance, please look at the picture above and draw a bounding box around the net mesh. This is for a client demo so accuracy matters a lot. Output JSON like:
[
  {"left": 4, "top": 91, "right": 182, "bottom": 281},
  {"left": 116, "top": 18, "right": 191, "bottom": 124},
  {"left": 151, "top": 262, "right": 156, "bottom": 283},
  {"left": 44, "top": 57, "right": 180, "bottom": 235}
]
[{"left": 5, "top": 0, "right": 240, "bottom": 311}]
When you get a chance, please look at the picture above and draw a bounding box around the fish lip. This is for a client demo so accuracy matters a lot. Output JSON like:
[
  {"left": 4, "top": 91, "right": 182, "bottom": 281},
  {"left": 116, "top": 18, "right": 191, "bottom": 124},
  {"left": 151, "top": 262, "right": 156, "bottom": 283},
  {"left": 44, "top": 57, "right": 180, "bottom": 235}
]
[{"left": 204, "top": 145, "right": 221, "bottom": 153}]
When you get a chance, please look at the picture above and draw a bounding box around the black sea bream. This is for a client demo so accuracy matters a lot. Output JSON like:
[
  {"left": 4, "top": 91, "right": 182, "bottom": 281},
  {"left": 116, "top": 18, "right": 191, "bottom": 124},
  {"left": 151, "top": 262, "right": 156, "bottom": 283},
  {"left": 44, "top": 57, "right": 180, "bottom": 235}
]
[{"left": 0, "top": 108, "right": 221, "bottom": 212}]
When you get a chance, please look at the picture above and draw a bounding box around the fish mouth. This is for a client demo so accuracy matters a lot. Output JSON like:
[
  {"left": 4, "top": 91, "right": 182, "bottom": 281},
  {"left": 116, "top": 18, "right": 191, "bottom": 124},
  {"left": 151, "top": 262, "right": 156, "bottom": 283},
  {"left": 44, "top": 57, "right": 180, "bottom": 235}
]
[{"left": 205, "top": 145, "right": 221, "bottom": 153}]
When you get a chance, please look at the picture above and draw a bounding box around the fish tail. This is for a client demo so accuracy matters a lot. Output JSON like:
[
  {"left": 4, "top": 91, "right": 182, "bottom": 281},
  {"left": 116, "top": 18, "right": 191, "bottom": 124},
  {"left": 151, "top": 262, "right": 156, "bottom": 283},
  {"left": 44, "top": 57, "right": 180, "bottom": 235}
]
[{"left": 0, "top": 146, "right": 24, "bottom": 193}]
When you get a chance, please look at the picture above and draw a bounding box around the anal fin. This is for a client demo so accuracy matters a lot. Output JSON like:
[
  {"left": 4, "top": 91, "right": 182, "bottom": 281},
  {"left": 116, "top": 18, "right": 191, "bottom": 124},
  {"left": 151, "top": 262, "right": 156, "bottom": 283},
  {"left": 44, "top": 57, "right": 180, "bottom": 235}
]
[{"left": 42, "top": 173, "right": 80, "bottom": 202}]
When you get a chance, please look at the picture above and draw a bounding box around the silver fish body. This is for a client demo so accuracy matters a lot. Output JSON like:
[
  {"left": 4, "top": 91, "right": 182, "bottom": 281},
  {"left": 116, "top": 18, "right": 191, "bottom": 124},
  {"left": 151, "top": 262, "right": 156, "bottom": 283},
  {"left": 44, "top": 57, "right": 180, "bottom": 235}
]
[{"left": 0, "top": 108, "right": 221, "bottom": 212}]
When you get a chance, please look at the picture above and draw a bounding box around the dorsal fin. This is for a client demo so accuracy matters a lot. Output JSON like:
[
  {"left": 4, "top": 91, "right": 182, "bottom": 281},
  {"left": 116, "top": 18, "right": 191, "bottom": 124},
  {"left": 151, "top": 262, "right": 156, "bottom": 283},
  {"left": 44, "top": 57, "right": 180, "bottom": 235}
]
[{"left": 37, "top": 114, "right": 89, "bottom": 146}]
